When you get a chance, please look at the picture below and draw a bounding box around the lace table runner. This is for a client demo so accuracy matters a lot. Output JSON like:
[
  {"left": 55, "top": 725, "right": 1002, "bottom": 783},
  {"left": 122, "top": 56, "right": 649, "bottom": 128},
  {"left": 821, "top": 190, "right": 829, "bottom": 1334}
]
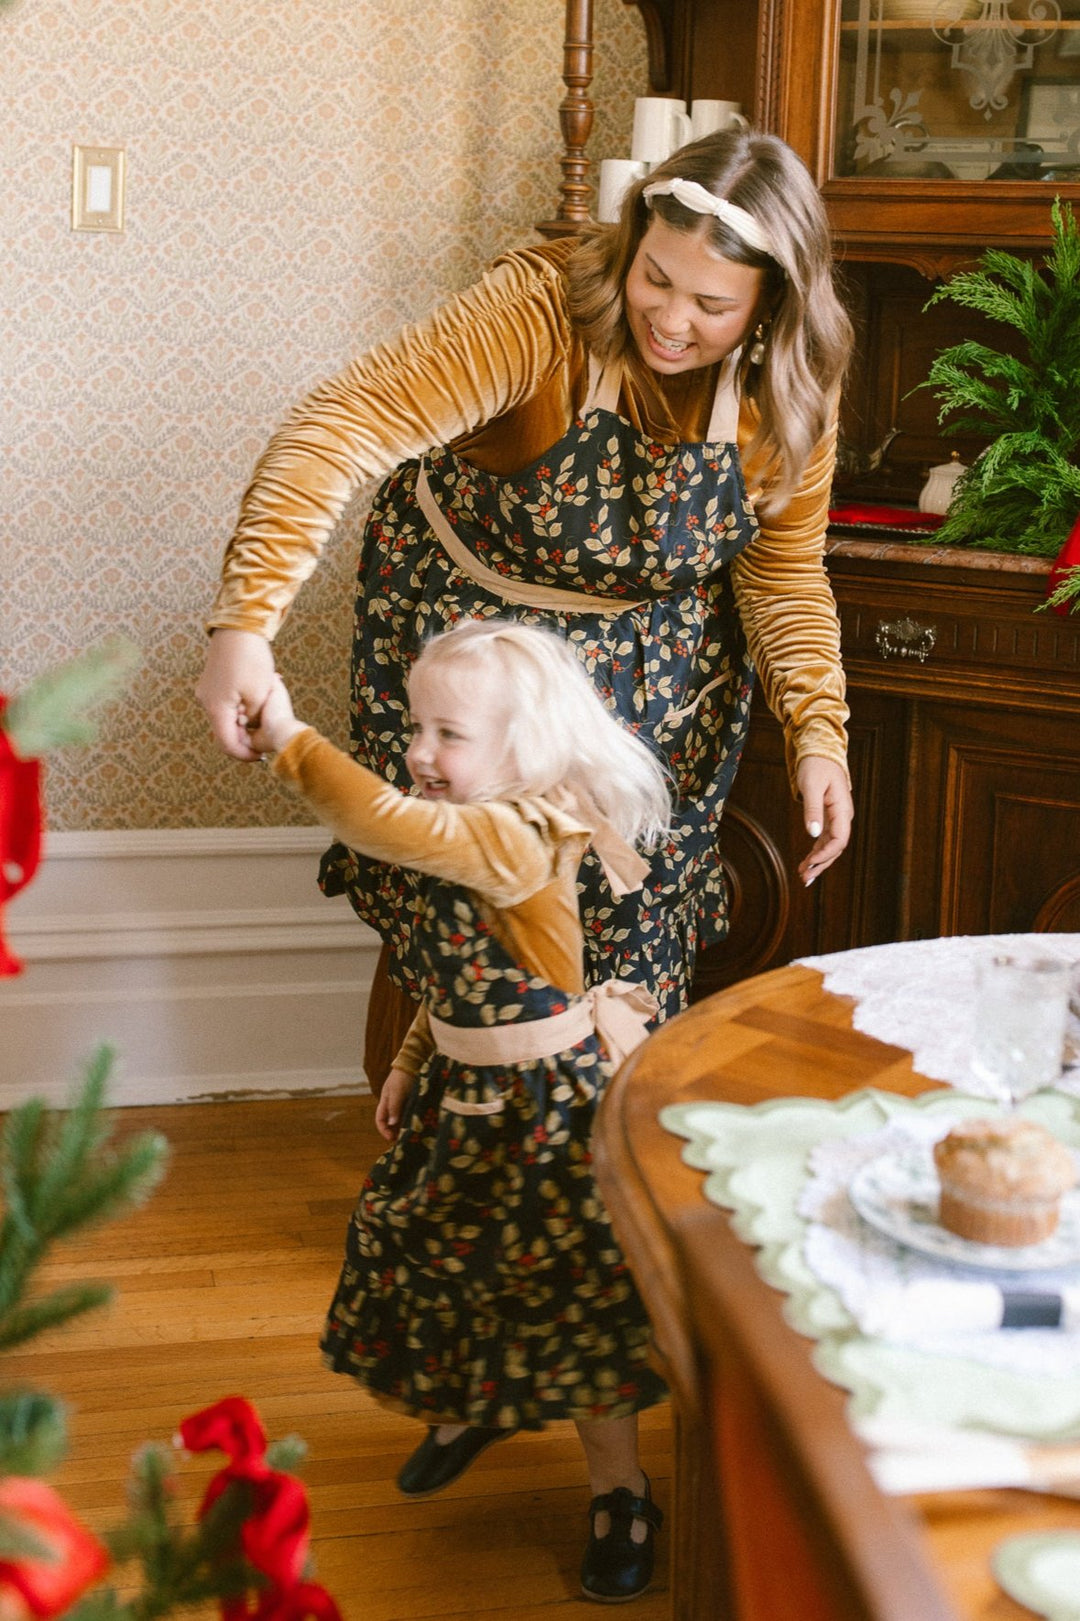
[
  {"left": 797, "top": 933, "right": 1080, "bottom": 1099},
  {"left": 661, "top": 1088, "right": 1080, "bottom": 1439}
]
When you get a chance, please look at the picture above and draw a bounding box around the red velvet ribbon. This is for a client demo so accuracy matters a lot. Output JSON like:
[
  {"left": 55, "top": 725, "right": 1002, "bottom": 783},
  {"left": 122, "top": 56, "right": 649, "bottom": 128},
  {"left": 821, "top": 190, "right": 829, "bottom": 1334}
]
[
  {"left": 180, "top": 1398, "right": 342, "bottom": 1621},
  {"left": 828, "top": 504, "right": 945, "bottom": 529},
  {"left": 0, "top": 697, "right": 43, "bottom": 978},
  {"left": 0, "top": 1476, "right": 109, "bottom": 1618},
  {"left": 1047, "top": 512, "right": 1080, "bottom": 617}
]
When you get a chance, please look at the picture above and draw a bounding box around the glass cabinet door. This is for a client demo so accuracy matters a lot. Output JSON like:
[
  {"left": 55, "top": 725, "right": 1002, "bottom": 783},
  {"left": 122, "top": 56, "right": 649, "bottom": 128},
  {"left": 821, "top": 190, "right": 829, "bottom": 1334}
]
[{"left": 835, "top": 1, "right": 1080, "bottom": 184}]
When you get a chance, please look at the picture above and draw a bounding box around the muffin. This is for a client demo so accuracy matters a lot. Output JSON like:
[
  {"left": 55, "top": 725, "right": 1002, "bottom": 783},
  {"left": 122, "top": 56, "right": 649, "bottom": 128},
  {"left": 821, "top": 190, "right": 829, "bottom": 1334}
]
[{"left": 932, "top": 1117, "right": 1077, "bottom": 1247}]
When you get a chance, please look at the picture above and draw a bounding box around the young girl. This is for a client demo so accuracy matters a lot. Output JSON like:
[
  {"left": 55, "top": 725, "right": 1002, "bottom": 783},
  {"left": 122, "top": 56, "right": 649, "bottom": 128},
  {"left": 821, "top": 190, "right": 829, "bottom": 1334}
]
[{"left": 248, "top": 618, "right": 672, "bottom": 1605}]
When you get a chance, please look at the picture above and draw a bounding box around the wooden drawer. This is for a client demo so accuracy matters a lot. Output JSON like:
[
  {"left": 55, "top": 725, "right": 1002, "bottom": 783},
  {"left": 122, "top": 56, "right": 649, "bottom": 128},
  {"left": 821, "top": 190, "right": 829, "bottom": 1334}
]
[{"left": 826, "top": 542, "right": 1080, "bottom": 711}]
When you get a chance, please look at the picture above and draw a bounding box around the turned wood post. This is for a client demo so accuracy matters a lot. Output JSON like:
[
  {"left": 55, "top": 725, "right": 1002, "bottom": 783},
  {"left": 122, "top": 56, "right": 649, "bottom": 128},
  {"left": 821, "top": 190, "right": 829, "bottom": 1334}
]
[{"left": 536, "top": 0, "right": 595, "bottom": 237}]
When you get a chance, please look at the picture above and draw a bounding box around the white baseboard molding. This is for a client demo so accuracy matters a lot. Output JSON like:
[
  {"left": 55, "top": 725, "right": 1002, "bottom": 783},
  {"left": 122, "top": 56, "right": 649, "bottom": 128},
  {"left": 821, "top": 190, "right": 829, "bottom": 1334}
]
[{"left": 1, "top": 828, "right": 380, "bottom": 1109}]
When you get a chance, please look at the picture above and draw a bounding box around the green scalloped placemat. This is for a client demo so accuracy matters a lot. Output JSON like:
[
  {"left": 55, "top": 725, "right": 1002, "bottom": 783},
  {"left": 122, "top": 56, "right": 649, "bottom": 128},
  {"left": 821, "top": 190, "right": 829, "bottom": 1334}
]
[
  {"left": 660, "top": 1087, "right": 1080, "bottom": 1438},
  {"left": 993, "top": 1533, "right": 1080, "bottom": 1620}
]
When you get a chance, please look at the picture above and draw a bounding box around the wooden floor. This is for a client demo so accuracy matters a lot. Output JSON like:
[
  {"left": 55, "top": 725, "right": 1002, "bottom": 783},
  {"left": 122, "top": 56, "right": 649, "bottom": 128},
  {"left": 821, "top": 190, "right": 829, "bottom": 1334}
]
[{"left": 13, "top": 1094, "right": 673, "bottom": 1621}]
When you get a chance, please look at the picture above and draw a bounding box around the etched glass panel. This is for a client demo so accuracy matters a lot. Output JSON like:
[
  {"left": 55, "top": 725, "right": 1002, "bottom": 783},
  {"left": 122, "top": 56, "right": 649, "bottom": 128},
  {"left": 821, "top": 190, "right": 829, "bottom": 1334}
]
[{"left": 835, "top": 1, "right": 1080, "bottom": 181}]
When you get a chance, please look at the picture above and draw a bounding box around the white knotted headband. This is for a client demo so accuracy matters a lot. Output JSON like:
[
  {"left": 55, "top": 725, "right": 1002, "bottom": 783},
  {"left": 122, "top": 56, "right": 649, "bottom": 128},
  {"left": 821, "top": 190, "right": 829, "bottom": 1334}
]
[{"left": 642, "top": 177, "right": 775, "bottom": 258}]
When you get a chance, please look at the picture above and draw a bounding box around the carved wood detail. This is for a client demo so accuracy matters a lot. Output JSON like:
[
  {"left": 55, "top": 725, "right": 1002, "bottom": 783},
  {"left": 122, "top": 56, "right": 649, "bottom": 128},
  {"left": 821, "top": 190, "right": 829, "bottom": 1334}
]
[
  {"left": 536, "top": 0, "right": 597, "bottom": 238},
  {"left": 1033, "top": 876, "right": 1080, "bottom": 933},
  {"left": 622, "top": 0, "right": 672, "bottom": 92}
]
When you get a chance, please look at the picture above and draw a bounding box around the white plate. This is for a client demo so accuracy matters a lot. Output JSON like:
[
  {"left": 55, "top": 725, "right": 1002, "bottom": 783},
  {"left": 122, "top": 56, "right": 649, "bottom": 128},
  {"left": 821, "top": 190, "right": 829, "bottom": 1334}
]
[{"left": 848, "top": 1145, "right": 1080, "bottom": 1273}]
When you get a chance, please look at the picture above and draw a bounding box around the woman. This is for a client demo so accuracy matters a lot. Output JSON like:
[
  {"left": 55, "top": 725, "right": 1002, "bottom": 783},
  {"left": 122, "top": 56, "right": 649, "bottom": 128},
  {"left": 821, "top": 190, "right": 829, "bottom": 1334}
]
[{"left": 197, "top": 127, "right": 854, "bottom": 1079}]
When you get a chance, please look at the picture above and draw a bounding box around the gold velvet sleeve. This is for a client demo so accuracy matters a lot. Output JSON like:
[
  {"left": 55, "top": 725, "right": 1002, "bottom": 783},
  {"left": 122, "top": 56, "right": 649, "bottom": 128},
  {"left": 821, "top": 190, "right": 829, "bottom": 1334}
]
[
  {"left": 208, "top": 245, "right": 577, "bottom": 640},
  {"left": 270, "top": 727, "right": 556, "bottom": 906},
  {"left": 390, "top": 1005, "right": 435, "bottom": 1079},
  {"left": 733, "top": 404, "right": 850, "bottom": 794}
]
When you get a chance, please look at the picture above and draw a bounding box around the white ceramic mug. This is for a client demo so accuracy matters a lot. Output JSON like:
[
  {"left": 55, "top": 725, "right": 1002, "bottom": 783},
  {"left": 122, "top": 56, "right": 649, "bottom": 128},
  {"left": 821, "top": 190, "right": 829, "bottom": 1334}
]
[
  {"left": 690, "top": 99, "right": 749, "bottom": 141},
  {"left": 597, "top": 158, "right": 647, "bottom": 223},
  {"left": 631, "top": 97, "right": 692, "bottom": 165}
]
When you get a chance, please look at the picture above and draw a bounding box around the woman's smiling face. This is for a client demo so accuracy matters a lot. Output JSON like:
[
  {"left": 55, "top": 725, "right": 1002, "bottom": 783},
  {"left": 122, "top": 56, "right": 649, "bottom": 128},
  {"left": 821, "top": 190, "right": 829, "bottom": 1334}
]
[{"left": 624, "top": 216, "right": 767, "bottom": 375}]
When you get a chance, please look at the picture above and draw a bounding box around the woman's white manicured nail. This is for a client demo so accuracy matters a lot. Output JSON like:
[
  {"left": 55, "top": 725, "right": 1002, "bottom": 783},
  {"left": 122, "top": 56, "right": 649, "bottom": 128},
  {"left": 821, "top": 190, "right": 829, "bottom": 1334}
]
[{"left": 808, "top": 820, "right": 822, "bottom": 838}]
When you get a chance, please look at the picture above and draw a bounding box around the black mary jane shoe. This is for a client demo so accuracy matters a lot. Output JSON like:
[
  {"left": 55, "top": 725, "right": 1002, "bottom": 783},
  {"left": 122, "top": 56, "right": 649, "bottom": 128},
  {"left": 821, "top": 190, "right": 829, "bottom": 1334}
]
[
  {"left": 396, "top": 1424, "right": 517, "bottom": 1498},
  {"left": 580, "top": 1473, "right": 663, "bottom": 1604}
]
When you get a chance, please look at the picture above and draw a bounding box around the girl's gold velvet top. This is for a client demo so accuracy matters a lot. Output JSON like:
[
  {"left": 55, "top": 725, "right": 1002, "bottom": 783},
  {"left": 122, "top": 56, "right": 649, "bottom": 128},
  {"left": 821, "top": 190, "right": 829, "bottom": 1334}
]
[
  {"left": 272, "top": 726, "right": 599, "bottom": 1076},
  {"left": 209, "top": 238, "right": 848, "bottom": 780}
]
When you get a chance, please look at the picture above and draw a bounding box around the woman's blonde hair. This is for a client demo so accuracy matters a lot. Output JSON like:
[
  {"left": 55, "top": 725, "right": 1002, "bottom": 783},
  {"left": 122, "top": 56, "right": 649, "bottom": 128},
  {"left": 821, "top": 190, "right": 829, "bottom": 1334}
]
[
  {"left": 409, "top": 618, "right": 671, "bottom": 848},
  {"left": 566, "top": 128, "right": 853, "bottom": 516}
]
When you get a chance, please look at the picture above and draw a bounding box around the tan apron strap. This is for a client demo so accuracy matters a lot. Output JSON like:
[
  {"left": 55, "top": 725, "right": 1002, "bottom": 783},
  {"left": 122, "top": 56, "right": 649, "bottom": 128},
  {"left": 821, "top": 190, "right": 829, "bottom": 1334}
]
[
  {"left": 706, "top": 350, "right": 742, "bottom": 444},
  {"left": 583, "top": 351, "right": 621, "bottom": 415},
  {"left": 586, "top": 349, "right": 741, "bottom": 444},
  {"left": 415, "top": 460, "right": 644, "bottom": 616}
]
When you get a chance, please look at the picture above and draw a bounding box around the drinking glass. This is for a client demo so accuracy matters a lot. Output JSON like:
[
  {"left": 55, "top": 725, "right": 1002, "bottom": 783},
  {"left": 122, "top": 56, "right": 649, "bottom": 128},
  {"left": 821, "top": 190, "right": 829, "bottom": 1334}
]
[{"left": 970, "top": 952, "right": 1072, "bottom": 1105}]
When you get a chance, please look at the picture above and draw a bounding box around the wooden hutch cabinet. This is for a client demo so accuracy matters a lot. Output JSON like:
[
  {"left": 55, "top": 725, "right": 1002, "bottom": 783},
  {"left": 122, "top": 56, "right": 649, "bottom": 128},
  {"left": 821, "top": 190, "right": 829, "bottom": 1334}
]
[{"left": 613, "top": 0, "right": 1080, "bottom": 991}]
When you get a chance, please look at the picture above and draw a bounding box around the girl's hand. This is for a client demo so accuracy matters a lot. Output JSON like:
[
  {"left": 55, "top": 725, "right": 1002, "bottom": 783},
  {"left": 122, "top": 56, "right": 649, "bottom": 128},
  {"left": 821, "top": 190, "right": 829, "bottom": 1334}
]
[
  {"left": 245, "top": 675, "right": 306, "bottom": 756},
  {"left": 195, "top": 629, "right": 277, "bottom": 761},
  {"left": 375, "top": 1067, "right": 414, "bottom": 1142},
  {"left": 796, "top": 755, "right": 853, "bottom": 886}
]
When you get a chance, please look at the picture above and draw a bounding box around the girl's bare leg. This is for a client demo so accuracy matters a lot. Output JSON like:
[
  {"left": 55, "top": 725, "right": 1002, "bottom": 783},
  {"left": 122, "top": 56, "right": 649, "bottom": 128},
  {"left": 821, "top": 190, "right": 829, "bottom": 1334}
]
[{"left": 575, "top": 1413, "right": 649, "bottom": 1543}]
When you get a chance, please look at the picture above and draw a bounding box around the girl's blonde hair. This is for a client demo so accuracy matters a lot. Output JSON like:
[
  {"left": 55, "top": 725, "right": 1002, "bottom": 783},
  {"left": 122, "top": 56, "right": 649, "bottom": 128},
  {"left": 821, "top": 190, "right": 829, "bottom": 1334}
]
[
  {"left": 409, "top": 618, "right": 671, "bottom": 849},
  {"left": 566, "top": 128, "right": 853, "bottom": 517}
]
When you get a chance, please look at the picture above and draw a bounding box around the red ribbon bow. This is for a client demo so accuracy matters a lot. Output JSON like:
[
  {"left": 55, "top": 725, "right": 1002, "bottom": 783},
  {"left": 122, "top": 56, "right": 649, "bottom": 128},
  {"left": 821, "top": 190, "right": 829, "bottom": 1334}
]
[
  {"left": 0, "top": 698, "right": 43, "bottom": 978},
  {"left": 179, "top": 1398, "right": 341, "bottom": 1621},
  {"left": 0, "top": 1476, "right": 108, "bottom": 1618}
]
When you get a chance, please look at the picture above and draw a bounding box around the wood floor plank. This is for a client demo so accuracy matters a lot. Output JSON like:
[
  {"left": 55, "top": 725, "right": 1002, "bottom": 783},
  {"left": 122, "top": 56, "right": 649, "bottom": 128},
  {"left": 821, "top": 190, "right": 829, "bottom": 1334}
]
[{"left": 14, "top": 1095, "right": 672, "bottom": 1620}]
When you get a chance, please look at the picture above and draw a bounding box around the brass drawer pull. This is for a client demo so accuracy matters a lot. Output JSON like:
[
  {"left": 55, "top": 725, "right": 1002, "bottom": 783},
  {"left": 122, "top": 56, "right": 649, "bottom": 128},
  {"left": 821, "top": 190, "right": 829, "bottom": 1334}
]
[{"left": 874, "top": 617, "right": 937, "bottom": 663}]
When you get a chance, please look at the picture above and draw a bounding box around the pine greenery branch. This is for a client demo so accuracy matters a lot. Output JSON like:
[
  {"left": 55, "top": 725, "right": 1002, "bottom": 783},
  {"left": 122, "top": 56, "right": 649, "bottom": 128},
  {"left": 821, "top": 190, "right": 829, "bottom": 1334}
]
[
  {"left": 1040, "top": 562, "right": 1080, "bottom": 613},
  {"left": 3, "top": 636, "right": 140, "bottom": 759},
  {"left": 913, "top": 198, "right": 1080, "bottom": 556},
  {"left": 0, "top": 1516, "right": 54, "bottom": 1563},
  {"left": 84, "top": 1444, "right": 264, "bottom": 1621},
  {"left": 0, "top": 1390, "right": 68, "bottom": 1476},
  {"left": 0, "top": 1047, "right": 168, "bottom": 1344}
]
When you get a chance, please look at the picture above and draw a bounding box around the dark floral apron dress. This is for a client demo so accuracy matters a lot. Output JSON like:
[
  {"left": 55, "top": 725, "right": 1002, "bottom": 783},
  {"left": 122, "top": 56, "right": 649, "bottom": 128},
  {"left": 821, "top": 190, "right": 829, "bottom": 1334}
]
[
  {"left": 319, "top": 862, "right": 667, "bottom": 1427},
  {"left": 320, "top": 354, "right": 759, "bottom": 1019}
]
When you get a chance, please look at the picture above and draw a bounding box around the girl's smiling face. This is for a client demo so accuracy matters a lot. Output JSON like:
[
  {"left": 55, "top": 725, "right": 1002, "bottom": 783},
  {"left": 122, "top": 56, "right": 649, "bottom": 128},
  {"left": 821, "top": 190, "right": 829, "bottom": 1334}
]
[
  {"left": 405, "top": 665, "right": 510, "bottom": 804},
  {"left": 624, "top": 216, "right": 767, "bottom": 375}
]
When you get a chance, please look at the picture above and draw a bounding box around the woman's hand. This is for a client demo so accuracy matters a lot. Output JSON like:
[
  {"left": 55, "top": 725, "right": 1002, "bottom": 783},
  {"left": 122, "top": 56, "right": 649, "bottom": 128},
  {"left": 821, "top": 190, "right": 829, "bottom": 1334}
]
[
  {"left": 375, "top": 1067, "right": 414, "bottom": 1142},
  {"left": 195, "top": 629, "right": 277, "bottom": 761},
  {"left": 246, "top": 676, "right": 307, "bottom": 757},
  {"left": 796, "top": 755, "right": 853, "bottom": 886}
]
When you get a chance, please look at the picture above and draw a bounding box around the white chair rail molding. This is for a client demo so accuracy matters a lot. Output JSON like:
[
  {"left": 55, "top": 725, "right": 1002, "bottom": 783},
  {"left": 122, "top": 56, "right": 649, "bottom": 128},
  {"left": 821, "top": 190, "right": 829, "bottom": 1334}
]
[{"left": 0, "top": 826, "right": 379, "bottom": 1108}]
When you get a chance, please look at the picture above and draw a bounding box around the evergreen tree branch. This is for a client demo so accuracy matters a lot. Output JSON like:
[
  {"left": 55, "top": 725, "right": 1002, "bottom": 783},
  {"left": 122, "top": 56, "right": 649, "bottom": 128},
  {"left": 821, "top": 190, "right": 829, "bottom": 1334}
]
[{"left": 3, "top": 638, "right": 140, "bottom": 759}]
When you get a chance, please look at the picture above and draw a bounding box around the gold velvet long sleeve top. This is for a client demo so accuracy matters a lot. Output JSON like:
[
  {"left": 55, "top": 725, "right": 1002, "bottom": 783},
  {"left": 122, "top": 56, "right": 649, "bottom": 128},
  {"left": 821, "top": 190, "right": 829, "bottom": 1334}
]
[
  {"left": 272, "top": 725, "right": 595, "bottom": 1075},
  {"left": 209, "top": 238, "right": 847, "bottom": 782}
]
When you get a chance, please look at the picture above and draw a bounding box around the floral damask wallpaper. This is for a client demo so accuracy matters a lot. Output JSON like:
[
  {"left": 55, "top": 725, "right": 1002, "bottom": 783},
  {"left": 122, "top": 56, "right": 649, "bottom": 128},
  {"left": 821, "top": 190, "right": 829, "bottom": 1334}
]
[{"left": 2, "top": 0, "right": 648, "bottom": 829}]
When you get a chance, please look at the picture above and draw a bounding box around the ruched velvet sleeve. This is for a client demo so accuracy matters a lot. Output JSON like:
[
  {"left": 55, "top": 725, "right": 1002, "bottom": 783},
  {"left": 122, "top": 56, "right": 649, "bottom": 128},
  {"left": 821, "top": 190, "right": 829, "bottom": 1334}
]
[
  {"left": 208, "top": 245, "right": 577, "bottom": 640},
  {"left": 271, "top": 728, "right": 557, "bottom": 903},
  {"left": 733, "top": 405, "right": 849, "bottom": 792}
]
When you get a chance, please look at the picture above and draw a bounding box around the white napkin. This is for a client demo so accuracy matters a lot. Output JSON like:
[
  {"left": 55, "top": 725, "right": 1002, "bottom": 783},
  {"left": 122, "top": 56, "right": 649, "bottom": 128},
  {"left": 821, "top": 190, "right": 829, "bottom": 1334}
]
[
  {"left": 855, "top": 1416, "right": 1080, "bottom": 1496},
  {"left": 859, "top": 1278, "right": 1080, "bottom": 1341}
]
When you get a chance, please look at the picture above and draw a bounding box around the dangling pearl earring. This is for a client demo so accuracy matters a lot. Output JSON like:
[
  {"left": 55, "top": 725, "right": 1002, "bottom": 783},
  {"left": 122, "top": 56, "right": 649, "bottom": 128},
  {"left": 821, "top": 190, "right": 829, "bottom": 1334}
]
[{"left": 749, "top": 323, "right": 767, "bottom": 366}]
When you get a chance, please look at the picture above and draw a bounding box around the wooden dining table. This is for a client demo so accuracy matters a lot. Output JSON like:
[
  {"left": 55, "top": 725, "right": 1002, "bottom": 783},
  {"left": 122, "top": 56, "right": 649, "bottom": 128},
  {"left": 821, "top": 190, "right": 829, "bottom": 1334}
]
[{"left": 593, "top": 960, "right": 1080, "bottom": 1621}]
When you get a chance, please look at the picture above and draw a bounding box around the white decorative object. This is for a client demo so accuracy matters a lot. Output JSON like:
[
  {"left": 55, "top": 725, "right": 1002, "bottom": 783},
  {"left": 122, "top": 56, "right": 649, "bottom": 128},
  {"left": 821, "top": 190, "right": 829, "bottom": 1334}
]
[
  {"left": 919, "top": 451, "right": 967, "bottom": 512},
  {"left": 630, "top": 97, "right": 691, "bottom": 165},
  {"left": 689, "top": 100, "right": 748, "bottom": 140},
  {"left": 597, "top": 158, "right": 646, "bottom": 223}
]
